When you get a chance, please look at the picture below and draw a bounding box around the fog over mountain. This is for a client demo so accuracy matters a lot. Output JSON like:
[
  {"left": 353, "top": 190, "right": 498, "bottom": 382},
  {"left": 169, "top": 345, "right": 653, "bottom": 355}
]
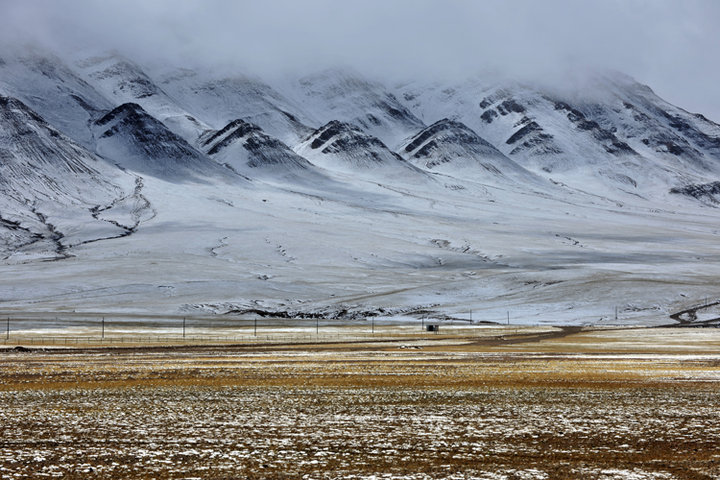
[
  {"left": 2, "top": 1, "right": 720, "bottom": 326},
  {"left": 3, "top": 0, "right": 720, "bottom": 121}
]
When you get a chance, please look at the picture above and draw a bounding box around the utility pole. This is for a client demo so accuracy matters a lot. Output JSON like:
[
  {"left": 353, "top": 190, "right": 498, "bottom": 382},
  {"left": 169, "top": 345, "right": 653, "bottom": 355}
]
[
  {"left": 507, "top": 311, "right": 510, "bottom": 325},
  {"left": 372, "top": 317, "right": 374, "bottom": 334},
  {"left": 254, "top": 318, "right": 257, "bottom": 336},
  {"left": 101, "top": 317, "right": 105, "bottom": 340},
  {"left": 316, "top": 318, "right": 319, "bottom": 335},
  {"left": 615, "top": 306, "right": 618, "bottom": 322},
  {"left": 422, "top": 316, "right": 425, "bottom": 331},
  {"left": 182, "top": 317, "right": 186, "bottom": 339},
  {"left": 5, "top": 317, "right": 8, "bottom": 341}
]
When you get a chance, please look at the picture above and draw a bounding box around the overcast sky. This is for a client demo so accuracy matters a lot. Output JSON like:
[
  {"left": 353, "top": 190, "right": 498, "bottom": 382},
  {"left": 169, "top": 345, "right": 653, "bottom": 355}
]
[{"left": 3, "top": 0, "right": 720, "bottom": 121}]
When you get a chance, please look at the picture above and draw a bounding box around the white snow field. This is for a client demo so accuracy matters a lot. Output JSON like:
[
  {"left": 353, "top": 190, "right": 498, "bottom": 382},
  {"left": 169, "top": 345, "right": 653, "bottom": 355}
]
[{"left": 2, "top": 47, "right": 720, "bottom": 326}]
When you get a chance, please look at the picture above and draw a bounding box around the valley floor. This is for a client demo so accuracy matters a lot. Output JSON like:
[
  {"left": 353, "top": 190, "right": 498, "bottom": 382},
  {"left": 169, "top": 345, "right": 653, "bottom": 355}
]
[{"left": 1, "top": 327, "right": 719, "bottom": 479}]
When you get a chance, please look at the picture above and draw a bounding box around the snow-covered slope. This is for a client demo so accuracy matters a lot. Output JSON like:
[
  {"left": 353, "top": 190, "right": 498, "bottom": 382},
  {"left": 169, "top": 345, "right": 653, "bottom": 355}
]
[
  {"left": 395, "top": 75, "right": 720, "bottom": 200},
  {"left": 279, "top": 68, "right": 425, "bottom": 148},
  {"left": 0, "top": 49, "right": 112, "bottom": 148},
  {"left": 399, "top": 118, "right": 540, "bottom": 185},
  {"left": 0, "top": 95, "right": 139, "bottom": 261},
  {"left": 296, "top": 120, "right": 433, "bottom": 185},
  {"left": 158, "top": 69, "right": 315, "bottom": 145},
  {"left": 93, "top": 103, "right": 239, "bottom": 183},
  {"left": 199, "top": 118, "right": 335, "bottom": 186},
  {"left": 558, "top": 73, "right": 720, "bottom": 183},
  {"left": 75, "top": 54, "right": 211, "bottom": 142}
]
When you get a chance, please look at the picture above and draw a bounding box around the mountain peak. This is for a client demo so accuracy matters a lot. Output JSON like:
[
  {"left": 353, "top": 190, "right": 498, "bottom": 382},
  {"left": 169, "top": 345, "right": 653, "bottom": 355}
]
[
  {"left": 93, "top": 102, "right": 236, "bottom": 183},
  {"left": 201, "top": 118, "right": 262, "bottom": 152},
  {"left": 403, "top": 118, "right": 496, "bottom": 155},
  {"left": 399, "top": 117, "right": 535, "bottom": 182},
  {"left": 306, "top": 120, "right": 388, "bottom": 156},
  {"left": 95, "top": 102, "right": 144, "bottom": 127}
]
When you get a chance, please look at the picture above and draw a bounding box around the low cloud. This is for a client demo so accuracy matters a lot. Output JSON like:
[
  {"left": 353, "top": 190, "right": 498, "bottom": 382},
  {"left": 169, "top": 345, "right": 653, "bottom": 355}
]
[{"left": 2, "top": 0, "right": 719, "bottom": 120}]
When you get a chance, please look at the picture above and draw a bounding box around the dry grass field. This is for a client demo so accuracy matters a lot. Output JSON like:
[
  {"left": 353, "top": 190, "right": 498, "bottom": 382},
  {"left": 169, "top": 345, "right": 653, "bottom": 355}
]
[{"left": 1, "top": 326, "right": 720, "bottom": 479}]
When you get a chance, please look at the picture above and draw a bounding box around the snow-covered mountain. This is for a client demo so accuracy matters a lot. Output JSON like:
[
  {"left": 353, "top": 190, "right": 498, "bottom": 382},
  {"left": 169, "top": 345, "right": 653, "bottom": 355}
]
[
  {"left": 395, "top": 74, "right": 720, "bottom": 200},
  {"left": 280, "top": 68, "right": 426, "bottom": 148},
  {"left": 0, "top": 48, "right": 112, "bottom": 148},
  {"left": 93, "top": 102, "right": 238, "bottom": 183},
  {"left": 0, "top": 95, "right": 139, "bottom": 261},
  {"left": 296, "top": 120, "right": 432, "bottom": 185},
  {"left": 158, "top": 69, "right": 315, "bottom": 145},
  {"left": 3, "top": 47, "right": 720, "bottom": 325},
  {"left": 199, "top": 118, "right": 333, "bottom": 186},
  {"left": 74, "top": 54, "right": 211, "bottom": 142},
  {"left": 399, "top": 118, "right": 539, "bottom": 185}
]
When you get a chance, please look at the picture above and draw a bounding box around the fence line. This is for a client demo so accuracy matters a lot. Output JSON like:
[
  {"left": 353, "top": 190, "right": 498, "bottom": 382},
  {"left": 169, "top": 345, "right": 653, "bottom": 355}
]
[
  {"left": 0, "top": 325, "right": 518, "bottom": 347},
  {"left": 1, "top": 332, "right": 465, "bottom": 347},
  {"left": 0, "top": 313, "right": 557, "bottom": 348}
]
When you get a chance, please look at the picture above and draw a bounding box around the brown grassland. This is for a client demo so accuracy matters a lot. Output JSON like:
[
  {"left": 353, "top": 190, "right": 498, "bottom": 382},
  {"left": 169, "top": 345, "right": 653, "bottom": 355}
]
[{"left": 1, "top": 326, "right": 719, "bottom": 479}]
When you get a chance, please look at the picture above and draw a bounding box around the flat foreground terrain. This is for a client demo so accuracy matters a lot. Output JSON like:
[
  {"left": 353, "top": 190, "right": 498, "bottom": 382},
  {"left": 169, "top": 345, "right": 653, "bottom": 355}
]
[{"left": 1, "top": 327, "right": 720, "bottom": 479}]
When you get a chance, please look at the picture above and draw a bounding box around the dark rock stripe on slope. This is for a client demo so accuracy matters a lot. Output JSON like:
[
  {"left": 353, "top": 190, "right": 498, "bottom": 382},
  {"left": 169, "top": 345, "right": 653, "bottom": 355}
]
[
  {"left": 94, "top": 103, "right": 239, "bottom": 183},
  {"left": 306, "top": 120, "right": 408, "bottom": 168},
  {"left": 403, "top": 119, "right": 505, "bottom": 163},
  {"left": 202, "top": 118, "right": 313, "bottom": 171}
]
